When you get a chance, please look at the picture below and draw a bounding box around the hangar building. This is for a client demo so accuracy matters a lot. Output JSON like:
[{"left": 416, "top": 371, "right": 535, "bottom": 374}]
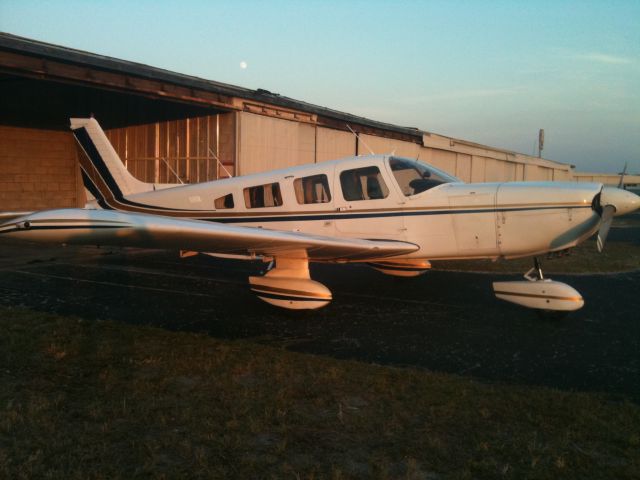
[{"left": 1, "top": 33, "right": 636, "bottom": 212}]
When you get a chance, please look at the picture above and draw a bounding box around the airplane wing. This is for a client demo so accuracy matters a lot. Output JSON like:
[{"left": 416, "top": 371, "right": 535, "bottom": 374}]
[{"left": 0, "top": 209, "right": 418, "bottom": 261}]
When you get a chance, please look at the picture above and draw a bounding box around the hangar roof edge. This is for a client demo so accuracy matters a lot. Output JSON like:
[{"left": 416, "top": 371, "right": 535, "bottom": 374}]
[{"left": 0, "top": 32, "right": 421, "bottom": 139}]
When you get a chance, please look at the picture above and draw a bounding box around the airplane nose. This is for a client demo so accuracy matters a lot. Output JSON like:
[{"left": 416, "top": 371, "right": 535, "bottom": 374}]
[{"left": 600, "top": 186, "right": 640, "bottom": 217}]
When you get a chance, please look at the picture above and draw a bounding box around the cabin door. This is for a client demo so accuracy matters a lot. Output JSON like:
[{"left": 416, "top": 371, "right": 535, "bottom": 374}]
[{"left": 333, "top": 163, "right": 405, "bottom": 240}]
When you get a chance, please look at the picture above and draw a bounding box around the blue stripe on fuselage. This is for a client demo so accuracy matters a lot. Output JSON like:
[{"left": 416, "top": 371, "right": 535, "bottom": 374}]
[{"left": 200, "top": 205, "right": 593, "bottom": 224}]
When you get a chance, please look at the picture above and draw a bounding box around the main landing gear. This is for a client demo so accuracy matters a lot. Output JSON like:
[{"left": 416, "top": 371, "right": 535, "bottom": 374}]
[
  {"left": 248, "top": 257, "right": 332, "bottom": 310},
  {"left": 492, "top": 257, "right": 584, "bottom": 313}
]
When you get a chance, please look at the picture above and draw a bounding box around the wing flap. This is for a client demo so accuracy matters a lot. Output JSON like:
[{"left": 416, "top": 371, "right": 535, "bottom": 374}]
[{"left": 0, "top": 209, "right": 418, "bottom": 261}]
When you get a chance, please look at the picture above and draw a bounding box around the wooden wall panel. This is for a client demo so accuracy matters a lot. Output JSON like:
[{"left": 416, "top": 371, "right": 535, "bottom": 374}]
[{"left": 105, "top": 114, "right": 231, "bottom": 184}]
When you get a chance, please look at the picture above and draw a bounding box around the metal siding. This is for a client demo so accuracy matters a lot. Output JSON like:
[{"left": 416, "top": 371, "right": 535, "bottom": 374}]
[
  {"left": 504, "top": 161, "right": 517, "bottom": 182},
  {"left": 553, "top": 169, "right": 571, "bottom": 181},
  {"left": 418, "top": 147, "right": 433, "bottom": 165},
  {"left": 358, "top": 134, "right": 420, "bottom": 158},
  {"left": 430, "top": 149, "right": 457, "bottom": 175},
  {"left": 470, "top": 156, "right": 486, "bottom": 182},
  {"left": 316, "top": 127, "right": 355, "bottom": 162},
  {"left": 455, "top": 153, "right": 472, "bottom": 182},
  {"left": 525, "top": 165, "right": 549, "bottom": 181},
  {"left": 484, "top": 158, "right": 503, "bottom": 182},
  {"left": 237, "top": 112, "right": 315, "bottom": 175}
]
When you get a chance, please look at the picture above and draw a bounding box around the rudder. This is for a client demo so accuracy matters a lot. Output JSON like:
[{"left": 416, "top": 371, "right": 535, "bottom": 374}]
[{"left": 71, "top": 118, "right": 151, "bottom": 199}]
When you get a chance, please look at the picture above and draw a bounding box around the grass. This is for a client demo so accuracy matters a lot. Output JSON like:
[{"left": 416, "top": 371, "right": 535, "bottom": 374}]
[{"left": 1, "top": 306, "right": 639, "bottom": 479}]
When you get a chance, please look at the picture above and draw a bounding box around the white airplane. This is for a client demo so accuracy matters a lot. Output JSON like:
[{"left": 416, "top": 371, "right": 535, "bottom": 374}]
[{"left": 1, "top": 118, "right": 638, "bottom": 311}]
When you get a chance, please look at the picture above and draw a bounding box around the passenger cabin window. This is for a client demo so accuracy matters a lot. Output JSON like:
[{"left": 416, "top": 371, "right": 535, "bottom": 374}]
[
  {"left": 243, "top": 182, "right": 283, "bottom": 208},
  {"left": 389, "top": 157, "right": 458, "bottom": 196},
  {"left": 214, "top": 193, "right": 234, "bottom": 209},
  {"left": 340, "top": 166, "right": 389, "bottom": 201},
  {"left": 294, "top": 174, "right": 331, "bottom": 204}
]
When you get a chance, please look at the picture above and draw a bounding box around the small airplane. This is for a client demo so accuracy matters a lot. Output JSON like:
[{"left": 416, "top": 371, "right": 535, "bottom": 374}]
[{"left": 1, "top": 118, "right": 638, "bottom": 311}]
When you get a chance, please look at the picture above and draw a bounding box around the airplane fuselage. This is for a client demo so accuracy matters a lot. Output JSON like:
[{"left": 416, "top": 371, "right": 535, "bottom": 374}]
[{"left": 103, "top": 155, "right": 602, "bottom": 262}]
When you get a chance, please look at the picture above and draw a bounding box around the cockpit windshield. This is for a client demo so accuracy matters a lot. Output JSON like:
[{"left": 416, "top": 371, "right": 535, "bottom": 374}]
[{"left": 388, "top": 157, "right": 461, "bottom": 196}]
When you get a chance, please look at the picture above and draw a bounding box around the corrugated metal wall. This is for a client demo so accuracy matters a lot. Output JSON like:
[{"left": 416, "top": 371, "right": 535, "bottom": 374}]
[
  {"left": 358, "top": 134, "right": 420, "bottom": 158},
  {"left": 103, "top": 111, "right": 576, "bottom": 185},
  {"left": 237, "top": 112, "right": 315, "bottom": 175},
  {"left": 316, "top": 127, "right": 355, "bottom": 162}
]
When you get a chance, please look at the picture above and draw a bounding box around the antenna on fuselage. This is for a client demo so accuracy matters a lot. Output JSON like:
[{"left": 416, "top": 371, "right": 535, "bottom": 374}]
[{"left": 346, "top": 124, "right": 375, "bottom": 155}]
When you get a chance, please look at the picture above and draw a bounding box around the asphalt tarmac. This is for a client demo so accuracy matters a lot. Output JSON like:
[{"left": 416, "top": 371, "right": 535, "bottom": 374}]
[{"left": 1, "top": 215, "right": 639, "bottom": 401}]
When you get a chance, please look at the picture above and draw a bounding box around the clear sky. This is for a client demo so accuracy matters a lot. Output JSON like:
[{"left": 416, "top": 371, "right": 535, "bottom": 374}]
[{"left": 1, "top": 0, "right": 638, "bottom": 173}]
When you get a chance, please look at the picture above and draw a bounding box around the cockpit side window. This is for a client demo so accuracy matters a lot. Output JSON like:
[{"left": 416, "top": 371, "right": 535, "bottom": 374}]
[
  {"left": 389, "top": 157, "right": 457, "bottom": 196},
  {"left": 294, "top": 174, "right": 331, "bottom": 204},
  {"left": 243, "top": 182, "right": 283, "bottom": 208},
  {"left": 340, "top": 166, "right": 389, "bottom": 201}
]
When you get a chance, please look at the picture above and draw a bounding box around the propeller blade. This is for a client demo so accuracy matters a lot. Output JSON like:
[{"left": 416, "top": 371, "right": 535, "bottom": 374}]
[
  {"left": 618, "top": 162, "right": 628, "bottom": 189},
  {"left": 596, "top": 205, "right": 616, "bottom": 253}
]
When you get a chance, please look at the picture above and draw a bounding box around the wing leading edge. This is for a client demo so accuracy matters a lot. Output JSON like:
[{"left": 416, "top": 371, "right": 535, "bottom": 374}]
[{"left": 0, "top": 209, "right": 419, "bottom": 261}]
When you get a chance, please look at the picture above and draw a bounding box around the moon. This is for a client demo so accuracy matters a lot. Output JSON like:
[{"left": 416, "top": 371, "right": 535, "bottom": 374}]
[{"left": 239, "top": 61, "right": 247, "bottom": 69}]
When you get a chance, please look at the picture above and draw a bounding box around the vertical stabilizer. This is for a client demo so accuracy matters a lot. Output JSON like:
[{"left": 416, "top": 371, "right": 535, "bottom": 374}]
[{"left": 71, "top": 118, "right": 152, "bottom": 198}]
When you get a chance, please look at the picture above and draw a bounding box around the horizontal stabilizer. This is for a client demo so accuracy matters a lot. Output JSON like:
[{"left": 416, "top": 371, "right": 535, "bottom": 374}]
[{"left": 0, "top": 211, "right": 33, "bottom": 222}]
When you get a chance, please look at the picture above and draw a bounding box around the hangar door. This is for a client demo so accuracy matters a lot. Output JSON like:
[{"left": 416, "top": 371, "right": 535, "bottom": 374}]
[{"left": 237, "top": 112, "right": 315, "bottom": 175}]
